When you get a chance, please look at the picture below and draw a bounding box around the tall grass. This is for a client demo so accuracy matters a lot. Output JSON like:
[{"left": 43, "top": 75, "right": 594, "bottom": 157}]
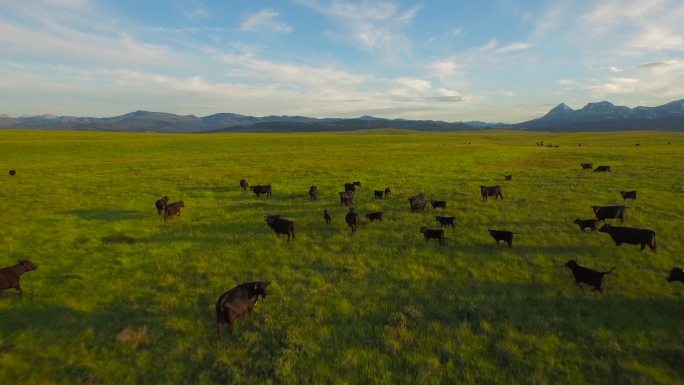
[{"left": 0, "top": 129, "right": 682, "bottom": 385}]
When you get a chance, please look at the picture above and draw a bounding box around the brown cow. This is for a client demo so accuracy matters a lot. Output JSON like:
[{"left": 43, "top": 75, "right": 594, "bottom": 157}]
[
  {"left": 216, "top": 281, "right": 270, "bottom": 338},
  {"left": 0, "top": 260, "right": 37, "bottom": 294},
  {"left": 164, "top": 201, "right": 185, "bottom": 221}
]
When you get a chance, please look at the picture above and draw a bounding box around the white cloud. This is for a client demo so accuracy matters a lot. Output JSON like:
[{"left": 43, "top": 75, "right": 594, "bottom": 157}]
[
  {"left": 240, "top": 9, "right": 293, "bottom": 33},
  {"left": 608, "top": 66, "right": 622, "bottom": 73}
]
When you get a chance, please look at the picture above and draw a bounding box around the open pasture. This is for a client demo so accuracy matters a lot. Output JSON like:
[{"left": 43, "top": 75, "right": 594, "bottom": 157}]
[{"left": 0, "top": 129, "right": 683, "bottom": 385}]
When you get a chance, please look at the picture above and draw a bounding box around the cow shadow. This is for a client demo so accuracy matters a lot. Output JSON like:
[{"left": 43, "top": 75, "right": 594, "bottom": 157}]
[{"left": 68, "top": 209, "right": 144, "bottom": 221}]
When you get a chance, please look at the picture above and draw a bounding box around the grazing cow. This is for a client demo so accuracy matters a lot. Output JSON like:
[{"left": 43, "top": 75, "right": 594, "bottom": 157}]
[
  {"left": 374, "top": 190, "right": 385, "bottom": 199},
  {"left": 667, "top": 268, "right": 684, "bottom": 284},
  {"left": 0, "top": 260, "right": 37, "bottom": 294},
  {"left": 345, "top": 208, "right": 360, "bottom": 233},
  {"left": 344, "top": 183, "right": 357, "bottom": 192},
  {"left": 384, "top": 187, "right": 391, "bottom": 197},
  {"left": 435, "top": 216, "right": 456, "bottom": 229},
  {"left": 480, "top": 186, "right": 503, "bottom": 201},
  {"left": 620, "top": 191, "right": 637, "bottom": 200},
  {"left": 580, "top": 163, "right": 593, "bottom": 170},
  {"left": 365, "top": 212, "right": 384, "bottom": 222},
  {"left": 598, "top": 224, "right": 656, "bottom": 252},
  {"left": 309, "top": 186, "right": 318, "bottom": 200},
  {"left": 239, "top": 179, "right": 249, "bottom": 191},
  {"left": 593, "top": 165, "right": 611, "bottom": 172},
  {"left": 323, "top": 209, "right": 332, "bottom": 225},
  {"left": 339, "top": 191, "right": 354, "bottom": 206},
  {"left": 408, "top": 193, "right": 427, "bottom": 212},
  {"left": 574, "top": 218, "right": 598, "bottom": 232},
  {"left": 591, "top": 205, "right": 627, "bottom": 223},
  {"left": 250, "top": 185, "right": 272, "bottom": 197},
  {"left": 564, "top": 260, "right": 615, "bottom": 293},
  {"left": 430, "top": 200, "right": 447, "bottom": 210},
  {"left": 8, "top": 169, "right": 16, "bottom": 176},
  {"left": 163, "top": 201, "right": 184, "bottom": 221},
  {"left": 155, "top": 196, "right": 168, "bottom": 215},
  {"left": 419, "top": 227, "right": 445, "bottom": 245},
  {"left": 488, "top": 230, "right": 516, "bottom": 247},
  {"left": 635, "top": 143, "right": 640, "bottom": 146},
  {"left": 264, "top": 215, "right": 295, "bottom": 240},
  {"left": 504, "top": 175, "right": 512, "bottom": 181},
  {"left": 215, "top": 281, "right": 270, "bottom": 339}
]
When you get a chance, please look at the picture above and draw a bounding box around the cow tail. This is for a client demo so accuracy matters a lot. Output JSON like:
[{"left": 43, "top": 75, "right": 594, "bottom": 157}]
[
  {"left": 291, "top": 223, "right": 295, "bottom": 240},
  {"left": 603, "top": 266, "right": 616, "bottom": 275}
]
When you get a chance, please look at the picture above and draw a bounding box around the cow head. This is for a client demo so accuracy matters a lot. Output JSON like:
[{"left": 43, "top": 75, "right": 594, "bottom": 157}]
[
  {"left": 667, "top": 268, "right": 683, "bottom": 283},
  {"left": 598, "top": 224, "right": 611, "bottom": 233},
  {"left": 18, "top": 259, "right": 37, "bottom": 271},
  {"left": 251, "top": 281, "right": 271, "bottom": 299},
  {"left": 573, "top": 219, "right": 581, "bottom": 224},
  {"left": 590, "top": 206, "right": 600, "bottom": 214},
  {"left": 178, "top": 201, "right": 185, "bottom": 208},
  {"left": 264, "top": 215, "right": 281, "bottom": 224},
  {"left": 564, "top": 260, "right": 579, "bottom": 270}
]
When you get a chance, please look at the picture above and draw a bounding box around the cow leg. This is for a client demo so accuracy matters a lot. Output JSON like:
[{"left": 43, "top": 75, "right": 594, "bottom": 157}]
[
  {"left": 507, "top": 240, "right": 512, "bottom": 248},
  {"left": 14, "top": 283, "right": 22, "bottom": 294},
  {"left": 640, "top": 244, "right": 645, "bottom": 251}
]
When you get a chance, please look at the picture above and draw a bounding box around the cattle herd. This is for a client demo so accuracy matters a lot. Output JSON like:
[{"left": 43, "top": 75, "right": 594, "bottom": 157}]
[{"left": 1, "top": 159, "right": 682, "bottom": 339}]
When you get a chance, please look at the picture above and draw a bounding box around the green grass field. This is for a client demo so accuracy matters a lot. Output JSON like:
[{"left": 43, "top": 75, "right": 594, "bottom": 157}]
[{"left": 0, "top": 129, "right": 683, "bottom": 385}]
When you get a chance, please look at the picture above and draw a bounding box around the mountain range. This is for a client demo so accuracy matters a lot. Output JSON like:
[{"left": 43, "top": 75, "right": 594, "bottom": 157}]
[{"left": 1, "top": 99, "right": 682, "bottom": 133}]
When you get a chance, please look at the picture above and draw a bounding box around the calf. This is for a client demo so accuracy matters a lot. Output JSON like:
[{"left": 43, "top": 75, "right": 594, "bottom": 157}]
[
  {"left": 9, "top": 169, "right": 16, "bottom": 176},
  {"left": 0, "top": 260, "right": 37, "bottom": 294},
  {"left": 593, "top": 165, "right": 611, "bottom": 172},
  {"left": 480, "top": 186, "right": 503, "bottom": 201},
  {"left": 488, "top": 230, "right": 515, "bottom": 247},
  {"left": 345, "top": 208, "right": 360, "bottom": 233},
  {"left": 574, "top": 218, "right": 598, "bottom": 232},
  {"left": 374, "top": 190, "right": 385, "bottom": 199},
  {"left": 339, "top": 191, "right": 354, "bottom": 206},
  {"left": 365, "top": 212, "right": 384, "bottom": 222},
  {"left": 163, "top": 201, "right": 184, "bottom": 221},
  {"left": 264, "top": 215, "right": 295, "bottom": 240},
  {"left": 435, "top": 216, "right": 456, "bottom": 229},
  {"left": 239, "top": 179, "right": 249, "bottom": 191},
  {"left": 309, "top": 185, "right": 318, "bottom": 200},
  {"left": 580, "top": 163, "right": 593, "bottom": 170},
  {"left": 667, "top": 268, "right": 684, "bottom": 284},
  {"left": 384, "top": 187, "right": 391, "bottom": 197},
  {"left": 250, "top": 185, "right": 272, "bottom": 197},
  {"left": 216, "top": 281, "right": 270, "bottom": 339},
  {"left": 564, "top": 260, "right": 615, "bottom": 293},
  {"left": 430, "top": 200, "right": 447, "bottom": 209},
  {"left": 155, "top": 196, "right": 168, "bottom": 216},
  {"left": 591, "top": 205, "right": 627, "bottom": 223},
  {"left": 598, "top": 224, "right": 656, "bottom": 252},
  {"left": 323, "top": 209, "right": 332, "bottom": 225},
  {"left": 408, "top": 193, "right": 427, "bottom": 212},
  {"left": 419, "top": 227, "right": 445, "bottom": 245},
  {"left": 620, "top": 190, "right": 637, "bottom": 200},
  {"left": 504, "top": 175, "right": 512, "bottom": 181}
]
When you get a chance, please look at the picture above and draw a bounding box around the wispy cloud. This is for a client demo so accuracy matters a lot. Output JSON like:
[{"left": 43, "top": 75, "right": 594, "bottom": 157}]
[{"left": 240, "top": 9, "right": 293, "bottom": 33}]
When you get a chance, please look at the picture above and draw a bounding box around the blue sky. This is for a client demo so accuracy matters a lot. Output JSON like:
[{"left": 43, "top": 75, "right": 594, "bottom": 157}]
[{"left": 1, "top": 0, "right": 683, "bottom": 122}]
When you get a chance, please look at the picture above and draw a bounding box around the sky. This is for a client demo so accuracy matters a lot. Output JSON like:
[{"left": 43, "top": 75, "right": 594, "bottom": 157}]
[{"left": 0, "top": 0, "right": 683, "bottom": 123}]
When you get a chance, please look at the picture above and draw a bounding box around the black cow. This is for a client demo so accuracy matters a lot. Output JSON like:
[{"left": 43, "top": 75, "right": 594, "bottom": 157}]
[
  {"left": 667, "top": 268, "right": 684, "bottom": 284},
  {"left": 8, "top": 169, "right": 16, "bottom": 176},
  {"left": 419, "top": 227, "right": 445, "bottom": 245},
  {"left": 163, "top": 201, "right": 184, "bottom": 221},
  {"left": 384, "top": 187, "right": 391, "bottom": 197},
  {"left": 239, "top": 179, "right": 249, "bottom": 191},
  {"left": 323, "top": 209, "right": 332, "bottom": 225},
  {"left": 593, "top": 165, "right": 611, "bottom": 172},
  {"left": 309, "top": 186, "right": 318, "bottom": 200},
  {"left": 488, "top": 230, "right": 515, "bottom": 247},
  {"left": 591, "top": 205, "right": 627, "bottom": 223},
  {"left": 430, "top": 200, "right": 447, "bottom": 209},
  {"left": 574, "top": 218, "right": 598, "bottom": 232},
  {"left": 581, "top": 163, "right": 593, "bottom": 170},
  {"left": 504, "top": 175, "right": 512, "bottom": 181},
  {"left": 345, "top": 208, "right": 360, "bottom": 233},
  {"left": 598, "top": 224, "right": 656, "bottom": 252},
  {"left": 435, "top": 216, "right": 456, "bottom": 229},
  {"left": 408, "top": 193, "right": 427, "bottom": 212},
  {"left": 620, "top": 190, "right": 637, "bottom": 200},
  {"left": 155, "top": 196, "right": 168, "bottom": 215},
  {"left": 374, "top": 190, "right": 385, "bottom": 199},
  {"left": 344, "top": 183, "right": 357, "bottom": 192},
  {"left": 250, "top": 185, "right": 272, "bottom": 197},
  {"left": 264, "top": 215, "right": 295, "bottom": 240},
  {"left": 365, "top": 212, "right": 384, "bottom": 222},
  {"left": 215, "top": 281, "right": 270, "bottom": 338},
  {"left": 339, "top": 191, "right": 354, "bottom": 206},
  {"left": 480, "top": 186, "right": 503, "bottom": 201},
  {"left": 564, "top": 260, "right": 615, "bottom": 293}
]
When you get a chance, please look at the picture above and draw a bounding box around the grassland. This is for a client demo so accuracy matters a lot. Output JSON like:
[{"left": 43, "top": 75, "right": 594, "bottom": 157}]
[{"left": 0, "top": 129, "right": 683, "bottom": 385}]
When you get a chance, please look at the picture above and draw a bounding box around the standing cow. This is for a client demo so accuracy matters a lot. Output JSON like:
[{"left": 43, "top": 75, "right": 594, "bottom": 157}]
[
  {"left": 345, "top": 208, "right": 360, "bottom": 233},
  {"left": 309, "top": 186, "right": 318, "bottom": 200},
  {"left": 480, "top": 186, "right": 503, "bottom": 201},
  {"left": 215, "top": 281, "right": 270, "bottom": 338},
  {"left": 598, "top": 224, "right": 656, "bottom": 252},
  {"left": 408, "top": 193, "right": 427, "bottom": 212}
]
